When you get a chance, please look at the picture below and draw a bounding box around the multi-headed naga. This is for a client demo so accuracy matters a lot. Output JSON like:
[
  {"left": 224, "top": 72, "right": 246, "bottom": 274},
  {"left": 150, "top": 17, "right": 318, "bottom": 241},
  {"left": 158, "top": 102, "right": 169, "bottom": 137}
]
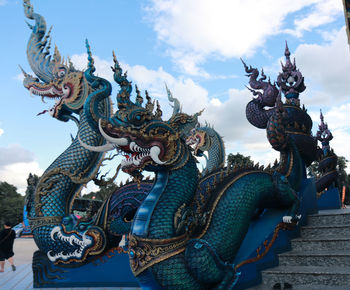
[{"left": 83, "top": 47, "right": 313, "bottom": 288}]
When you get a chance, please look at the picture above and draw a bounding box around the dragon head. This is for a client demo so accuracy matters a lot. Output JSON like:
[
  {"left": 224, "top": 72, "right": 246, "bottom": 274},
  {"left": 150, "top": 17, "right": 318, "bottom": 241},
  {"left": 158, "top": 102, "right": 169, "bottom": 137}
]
[
  {"left": 80, "top": 52, "right": 199, "bottom": 177},
  {"left": 186, "top": 124, "right": 209, "bottom": 156},
  {"left": 23, "top": 0, "right": 87, "bottom": 122}
]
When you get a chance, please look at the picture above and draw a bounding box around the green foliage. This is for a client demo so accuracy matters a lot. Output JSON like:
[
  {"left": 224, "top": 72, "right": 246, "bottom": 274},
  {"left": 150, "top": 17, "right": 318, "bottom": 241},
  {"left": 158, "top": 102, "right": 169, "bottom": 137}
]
[
  {"left": 227, "top": 153, "right": 254, "bottom": 169},
  {"left": 84, "top": 181, "right": 118, "bottom": 201},
  {"left": 0, "top": 181, "right": 24, "bottom": 228},
  {"left": 307, "top": 156, "right": 350, "bottom": 205}
]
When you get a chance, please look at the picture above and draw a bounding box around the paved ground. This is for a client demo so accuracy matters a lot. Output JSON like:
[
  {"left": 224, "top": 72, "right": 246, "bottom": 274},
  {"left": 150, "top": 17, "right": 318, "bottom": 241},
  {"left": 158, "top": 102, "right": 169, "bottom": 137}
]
[{"left": 12, "top": 237, "right": 38, "bottom": 267}]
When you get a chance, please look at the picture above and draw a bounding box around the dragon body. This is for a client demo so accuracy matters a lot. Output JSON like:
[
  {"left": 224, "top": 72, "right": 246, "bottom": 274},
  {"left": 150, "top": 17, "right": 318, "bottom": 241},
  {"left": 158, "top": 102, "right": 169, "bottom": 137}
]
[
  {"left": 23, "top": 0, "right": 205, "bottom": 263},
  {"left": 84, "top": 50, "right": 314, "bottom": 288},
  {"left": 22, "top": 0, "right": 115, "bottom": 264}
]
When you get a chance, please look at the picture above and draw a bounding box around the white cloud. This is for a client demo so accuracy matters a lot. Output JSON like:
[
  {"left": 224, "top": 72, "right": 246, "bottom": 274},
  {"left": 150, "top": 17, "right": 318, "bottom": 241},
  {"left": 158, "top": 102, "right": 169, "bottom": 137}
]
[
  {"left": 0, "top": 161, "right": 44, "bottom": 195},
  {"left": 0, "top": 144, "right": 34, "bottom": 167},
  {"left": 0, "top": 128, "right": 3, "bottom": 136},
  {"left": 145, "top": 0, "right": 341, "bottom": 76},
  {"left": 294, "top": 27, "right": 350, "bottom": 106},
  {"left": 285, "top": 1, "right": 342, "bottom": 37},
  {"left": 0, "top": 145, "right": 44, "bottom": 194}
]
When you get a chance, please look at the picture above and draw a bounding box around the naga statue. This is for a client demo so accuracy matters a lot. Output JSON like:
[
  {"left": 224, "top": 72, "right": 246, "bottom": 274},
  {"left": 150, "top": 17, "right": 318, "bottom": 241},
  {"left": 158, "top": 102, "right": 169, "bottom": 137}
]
[
  {"left": 22, "top": 0, "right": 204, "bottom": 265},
  {"left": 82, "top": 47, "right": 312, "bottom": 288},
  {"left": 186, "top": 123, "right": 225, "bottom": 176},
  {"left": 314, "top": 110, "right": 338, "bottom": 193},
  {"left": 22, "top": 0, "right": 115, "bottom": 264},
  {"left": 243, "top": 42, "right": 317, "bottom": 166}
]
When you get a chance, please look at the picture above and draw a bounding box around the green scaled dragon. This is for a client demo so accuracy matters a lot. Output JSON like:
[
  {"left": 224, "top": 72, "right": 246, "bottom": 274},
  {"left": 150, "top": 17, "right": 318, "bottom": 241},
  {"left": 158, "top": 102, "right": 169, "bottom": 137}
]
[
  {"left": 22, "top": 0, "right": 114, "bottom": 264},
  {"left": 84, "top": 53, "right": 309, "bottom": 289}
]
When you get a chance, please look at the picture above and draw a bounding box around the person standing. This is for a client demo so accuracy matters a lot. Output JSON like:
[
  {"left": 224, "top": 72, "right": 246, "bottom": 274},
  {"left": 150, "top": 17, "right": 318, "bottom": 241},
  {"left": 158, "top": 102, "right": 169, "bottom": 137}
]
[{"left": 0, "top": 222, "right": 16, "bottom": 272}]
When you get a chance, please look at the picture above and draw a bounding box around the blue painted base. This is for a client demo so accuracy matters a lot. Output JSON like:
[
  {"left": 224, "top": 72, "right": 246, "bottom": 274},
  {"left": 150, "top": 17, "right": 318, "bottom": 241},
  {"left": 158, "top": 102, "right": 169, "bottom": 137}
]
[
  {"left": 317, "top": 187, "right": 341, "bottom": 210},
  {"left": 32, "top": 249, "right": 139, "bottom": 288},
  {"left": 233, "top": 177, "right": 318, "bottom": 289}
]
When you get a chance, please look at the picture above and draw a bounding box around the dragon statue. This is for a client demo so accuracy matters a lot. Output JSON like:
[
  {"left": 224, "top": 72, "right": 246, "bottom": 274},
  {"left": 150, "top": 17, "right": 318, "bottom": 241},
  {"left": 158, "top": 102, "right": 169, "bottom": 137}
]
[
  {"left": 21, "top": 0, "right": 120, "bottom": 264},
  {"left": 186, "top": 123, "right": 225, "bottom": 176},
  {"left": 242, "top": 42, "right": 317, "bottom": 167},
  {"left": 81, "top": 44, "right": 316, "bottom": 288},
  {"left": 314, "top": 110, "right": 338, "bottom": 193},
  {"left": 22, "top": 0, "right": 206, "bottom": 265}
]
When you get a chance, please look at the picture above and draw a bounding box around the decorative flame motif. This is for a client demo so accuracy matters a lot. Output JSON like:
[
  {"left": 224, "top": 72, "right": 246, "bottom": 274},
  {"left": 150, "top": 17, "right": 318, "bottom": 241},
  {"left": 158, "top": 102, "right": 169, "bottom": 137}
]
[
  {"left": 277, "top": 41, "right": 306, "bottom": 104},
  {"left": 316, "top": 110, "right": 333, "bottom": 155}
]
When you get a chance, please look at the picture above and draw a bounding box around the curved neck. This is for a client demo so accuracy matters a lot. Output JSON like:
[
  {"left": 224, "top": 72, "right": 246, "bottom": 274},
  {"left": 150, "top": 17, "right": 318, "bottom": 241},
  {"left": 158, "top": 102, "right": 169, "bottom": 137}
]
[
  {"left": 277, "top": 141, "right": 304, "bottom": 192},
  {"left": 132, "top": 148, "right": 199, "bottom": 239},
  {"left": 204, "top": 130, "right": 225, "bottom": 175},
  {"left": 32, "top": 99, "right": 110, "bottom": 218}
]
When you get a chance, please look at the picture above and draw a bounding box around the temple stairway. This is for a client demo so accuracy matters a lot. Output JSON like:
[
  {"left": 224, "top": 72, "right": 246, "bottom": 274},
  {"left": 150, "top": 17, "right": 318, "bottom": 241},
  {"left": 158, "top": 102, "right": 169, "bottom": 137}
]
[{"left": 250, "top": 208, "right": 350, "bottom": 289}]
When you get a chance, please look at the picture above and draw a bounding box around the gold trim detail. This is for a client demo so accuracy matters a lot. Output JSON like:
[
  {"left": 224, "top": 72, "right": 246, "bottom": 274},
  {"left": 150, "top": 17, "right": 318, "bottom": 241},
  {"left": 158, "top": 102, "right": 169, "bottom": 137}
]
[
  {"left": 29, "top": 216, "right": 62, "bottom": 231},
  {"left": 234, "top": 221, "right": 295, "bottom": 270},
  {"left": 197, "top": 170, "right": 264, "bottom": 239},
  {"left": 128, "top": 233, "right": 189, "bottom": 276}
]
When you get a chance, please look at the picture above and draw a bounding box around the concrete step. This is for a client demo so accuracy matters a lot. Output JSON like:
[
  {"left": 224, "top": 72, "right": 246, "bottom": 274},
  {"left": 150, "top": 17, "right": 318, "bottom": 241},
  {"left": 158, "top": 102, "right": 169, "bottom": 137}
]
[
  {"left": 291, "top": 237, "right": 350, "bottom": 251},
  {"left": 307, "top": 212, "right": 350, "bottom": 226},
  {"left": 278, "top": 250, "right": 350, "bottom": 267},
  {"left": 259, "top": 265, "right": 350, "bottom": 287},
  {"left": 300, "top": 225, "right": 350, "bottom": 239},
  {"left": 249, "top": 283, "right": 350, "bottom": 289}
]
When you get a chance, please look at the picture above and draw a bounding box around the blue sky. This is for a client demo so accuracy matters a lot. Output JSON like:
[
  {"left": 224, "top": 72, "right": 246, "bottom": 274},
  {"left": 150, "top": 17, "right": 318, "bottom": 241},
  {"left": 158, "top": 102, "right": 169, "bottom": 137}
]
[{"left": 0, "top": 0, "right": 349, "bottom": 194}]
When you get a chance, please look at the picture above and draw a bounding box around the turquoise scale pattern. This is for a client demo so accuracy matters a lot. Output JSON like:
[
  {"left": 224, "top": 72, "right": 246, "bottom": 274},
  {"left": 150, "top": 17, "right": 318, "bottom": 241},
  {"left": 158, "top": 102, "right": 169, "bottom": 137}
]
[
  {"left": 202, "top": 173, "right": 274, "bottom": 261},
  {"left": 203, "top": 127, "right": 225, "bottom": 175},
  {"left": 29, "top": 101, "right": 108, "bottom": 255},
  {"left": 148, "top": 156, "right": 199, "bottom": 239}
]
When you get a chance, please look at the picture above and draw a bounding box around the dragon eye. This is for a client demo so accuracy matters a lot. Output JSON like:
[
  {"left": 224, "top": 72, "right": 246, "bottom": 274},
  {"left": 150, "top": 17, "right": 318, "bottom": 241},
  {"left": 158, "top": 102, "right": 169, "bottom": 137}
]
[{"left": 57, "top": 68, "right": 66, "bottom": 78}]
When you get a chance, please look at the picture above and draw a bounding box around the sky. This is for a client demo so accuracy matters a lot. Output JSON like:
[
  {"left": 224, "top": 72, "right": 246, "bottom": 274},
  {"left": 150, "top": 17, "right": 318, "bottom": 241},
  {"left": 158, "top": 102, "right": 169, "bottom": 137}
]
[{"left": 0, "top": 0, "right": 349, "bottom": 195}]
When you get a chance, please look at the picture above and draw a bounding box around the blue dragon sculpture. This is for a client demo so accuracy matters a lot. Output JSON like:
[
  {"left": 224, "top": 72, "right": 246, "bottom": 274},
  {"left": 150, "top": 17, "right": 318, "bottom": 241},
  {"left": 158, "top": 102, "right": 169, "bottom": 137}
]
[
  {"left": 82, "top": 47, "right": 314, "bottom": 288},
  {"left": 186, "top": 123, "right": 225, "bottom": 176},
  {"left": 314, "top": 110, "right": 338, "bottom": 193},
  {"left": 22, "top": 0, "right": 117, "bottom": 264},
  {"left": 23, "top": 0, "right": 204, "bottom": 264},
  {"left": 243, "top": 42, "right": 317, "bottom": 167}
]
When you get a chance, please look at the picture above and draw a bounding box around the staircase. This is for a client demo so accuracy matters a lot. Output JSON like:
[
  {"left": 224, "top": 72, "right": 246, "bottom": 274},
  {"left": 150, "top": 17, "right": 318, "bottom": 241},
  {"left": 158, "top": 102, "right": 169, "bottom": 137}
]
[{"left": 251, "top": 208, "right": 350, "bottom": 289}]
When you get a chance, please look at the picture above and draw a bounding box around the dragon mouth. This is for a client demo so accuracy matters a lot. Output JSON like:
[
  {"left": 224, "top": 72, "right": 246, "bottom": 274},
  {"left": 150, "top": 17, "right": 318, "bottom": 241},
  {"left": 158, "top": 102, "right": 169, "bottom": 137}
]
[
  {"left": 119, "top": 141, "right": 165, "bottom": 173},
  {"left": 99, "top": 120, "right": 166, "bottom": 173},
  {"left": 186, "top": 134, "right": 203, "bottom": 156},
  {"left": 27, "top": 82, "right": 72, "bottom": 117},
  {"left": 47, "top": 226, "right": 94, "bottom": 263}
]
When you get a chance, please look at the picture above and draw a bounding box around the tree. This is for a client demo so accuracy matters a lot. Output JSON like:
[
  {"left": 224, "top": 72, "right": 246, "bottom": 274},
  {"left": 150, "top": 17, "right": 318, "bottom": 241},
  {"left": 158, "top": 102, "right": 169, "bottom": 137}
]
[
  {"left": 307, "top": 156, "right": 350, "bottom": 205},
  {"left": 227, "top": 153, "right": 254, "bottom": 169},
  {"left": 84, "top": 181, "right": 118, "bottom": 201},
  {"left": 0, "top": 181, "right": 25, "bottom": 227}
]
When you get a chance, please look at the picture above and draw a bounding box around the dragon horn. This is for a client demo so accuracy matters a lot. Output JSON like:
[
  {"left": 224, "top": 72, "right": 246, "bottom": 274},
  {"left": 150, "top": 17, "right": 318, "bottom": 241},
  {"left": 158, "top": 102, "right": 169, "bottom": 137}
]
[
  {"left": 111, "top": 51, "right": 135, "bottom": 109},
  {"left": 165, "top": 83, "right": 181, "bottom": 116},
  {"left": 24, "top": 0, "right": 58, "bottom": 83},
  {"left": 83, "top": 39, "right": 112, "bottom": 129},
  {"left": 18, "top": 65, "right": 30, "bottom": 77}
]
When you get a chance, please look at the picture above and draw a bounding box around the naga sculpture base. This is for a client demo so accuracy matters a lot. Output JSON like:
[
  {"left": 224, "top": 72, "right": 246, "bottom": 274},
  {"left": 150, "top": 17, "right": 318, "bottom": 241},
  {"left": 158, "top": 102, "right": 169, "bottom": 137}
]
[
  {"left": 317, "top": 187, "right": 341, "bottom": 210},
  {"left": 232, "top": 177, "right": 318, "bottom": 290},
  {"left": 32, "top": 249, "right": 139, "bottom": 288}
]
